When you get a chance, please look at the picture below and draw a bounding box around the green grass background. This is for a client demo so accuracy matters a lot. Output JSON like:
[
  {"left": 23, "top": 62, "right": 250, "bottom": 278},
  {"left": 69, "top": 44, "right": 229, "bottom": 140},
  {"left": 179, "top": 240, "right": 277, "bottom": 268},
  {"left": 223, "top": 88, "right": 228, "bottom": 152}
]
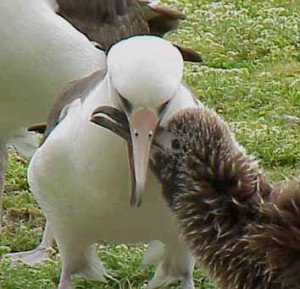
[{"left": 0, "top": 0, "right": 299, "bottom": 288}]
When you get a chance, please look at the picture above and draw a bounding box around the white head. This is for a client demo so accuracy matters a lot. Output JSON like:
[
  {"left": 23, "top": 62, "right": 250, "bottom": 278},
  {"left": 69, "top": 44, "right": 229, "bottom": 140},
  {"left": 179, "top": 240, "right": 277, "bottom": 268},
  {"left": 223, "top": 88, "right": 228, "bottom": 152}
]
[
  {"left": 107, "top": 35, "right": 183, "bottom": 107},
  {"left": 106, "top": 35, "right": 184, "bottom": 205}
]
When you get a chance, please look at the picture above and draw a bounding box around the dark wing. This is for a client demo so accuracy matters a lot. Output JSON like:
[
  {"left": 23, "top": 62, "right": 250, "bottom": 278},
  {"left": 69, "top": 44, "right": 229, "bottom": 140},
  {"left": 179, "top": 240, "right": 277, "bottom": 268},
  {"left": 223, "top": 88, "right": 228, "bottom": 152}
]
[
  {"left": 55, "top": 0, "right": 188, "bottom": 49},
  {"left": 142, "top": 3, "right": 185, "bottom": 35},
  {"left": 56, "top": 0, "right": 147, "bottom": 48},
  {"left": 36, "top": 69, "right": 106, "bottom": 143}
]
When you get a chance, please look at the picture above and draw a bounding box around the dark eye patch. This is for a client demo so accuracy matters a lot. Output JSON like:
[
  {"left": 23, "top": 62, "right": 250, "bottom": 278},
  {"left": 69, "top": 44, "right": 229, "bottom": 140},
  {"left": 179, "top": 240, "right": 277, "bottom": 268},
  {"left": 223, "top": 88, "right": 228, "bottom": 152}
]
[
  {"left": 119, "top": 94, "right": 132, "bottom": 113},
  {"left": 158, "top": 99, "right": 170, "bottom": 118}
]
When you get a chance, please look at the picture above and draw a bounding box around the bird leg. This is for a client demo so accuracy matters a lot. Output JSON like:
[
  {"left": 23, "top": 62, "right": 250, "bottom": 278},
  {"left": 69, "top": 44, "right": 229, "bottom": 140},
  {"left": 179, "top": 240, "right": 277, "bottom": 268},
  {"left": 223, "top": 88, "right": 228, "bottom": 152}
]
[
  {"left": 182, "top": 273, "right": 195, "bottom": 289},
  {"left": 143, "top": 240, "right": 195, "bottom": 289},
  {"left": 7, "top": 222, "right": 54, "bottom": 264},
  {"left": 0, "top": 143, "right": 8, "bottom": 233},
  {"left": 57, "top": 268, "right": 72, "bottom": 289}
]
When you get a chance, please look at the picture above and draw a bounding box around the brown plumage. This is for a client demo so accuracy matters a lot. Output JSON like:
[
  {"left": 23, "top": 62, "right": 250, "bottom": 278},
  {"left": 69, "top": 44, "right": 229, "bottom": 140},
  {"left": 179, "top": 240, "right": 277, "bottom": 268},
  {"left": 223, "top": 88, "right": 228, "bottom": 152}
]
[
  {"left": 57, "top": 0, "right": 182, "bottom": 47},
  {"left": 57, "top": 0, "right": 149, "bottom": 48},
  {"left": 55, "top": 0, "right": 202, "bottom": 62},
  {"left": 151, "top": 108, "right": 300, "bottom": 289},
  {"left": 90, "top": 106, "right": 300, "bottom": 289}
]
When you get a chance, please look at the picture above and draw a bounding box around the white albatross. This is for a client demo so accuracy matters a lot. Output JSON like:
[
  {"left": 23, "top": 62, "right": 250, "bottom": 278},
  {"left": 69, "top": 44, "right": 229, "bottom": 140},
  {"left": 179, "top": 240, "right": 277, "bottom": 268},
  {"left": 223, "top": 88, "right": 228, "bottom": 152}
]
[
  {"left": 1, "top": 0, "right": 194, "bottom": 254},
  {"left": 28, "top": 35, "right": 203, "bottom": 289}
]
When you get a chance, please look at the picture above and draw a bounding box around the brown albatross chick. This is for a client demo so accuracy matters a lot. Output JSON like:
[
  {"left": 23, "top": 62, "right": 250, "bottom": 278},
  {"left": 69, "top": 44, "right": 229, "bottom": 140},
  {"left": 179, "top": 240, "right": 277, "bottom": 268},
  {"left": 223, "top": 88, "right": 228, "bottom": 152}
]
[
  {"left": 91, "top": 106, "right": 300, "bottom": 289},
  {"left": 152, "top": 108, "right": 300, "bottom": 289}
]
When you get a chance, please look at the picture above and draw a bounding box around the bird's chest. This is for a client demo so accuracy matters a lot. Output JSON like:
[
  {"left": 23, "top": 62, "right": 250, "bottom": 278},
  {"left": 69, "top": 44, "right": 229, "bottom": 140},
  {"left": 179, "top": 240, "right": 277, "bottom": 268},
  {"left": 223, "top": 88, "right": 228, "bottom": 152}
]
[{"left": 31, "top": 127, "right": 175, "bottom": 243}]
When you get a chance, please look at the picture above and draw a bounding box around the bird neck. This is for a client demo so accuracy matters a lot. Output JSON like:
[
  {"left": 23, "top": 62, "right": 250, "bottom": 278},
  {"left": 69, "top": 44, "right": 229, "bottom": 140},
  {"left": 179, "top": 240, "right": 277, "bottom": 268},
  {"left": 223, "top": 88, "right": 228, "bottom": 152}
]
[
  {"left": 166, "top": 130, "right": 271, "bottom": 207},
  {"left": 166, "top": 136, "right": 277, "bottom": 288},
  {"left": 171, "top": 148, "right": 266, "bottom": 234}
]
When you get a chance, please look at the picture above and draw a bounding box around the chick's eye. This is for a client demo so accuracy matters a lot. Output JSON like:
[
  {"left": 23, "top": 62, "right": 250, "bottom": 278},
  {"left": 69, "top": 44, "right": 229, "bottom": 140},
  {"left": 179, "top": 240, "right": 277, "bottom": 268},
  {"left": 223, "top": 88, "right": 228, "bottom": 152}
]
[{"left": 171, "top": 138, "right": 181, "bottom": 151}]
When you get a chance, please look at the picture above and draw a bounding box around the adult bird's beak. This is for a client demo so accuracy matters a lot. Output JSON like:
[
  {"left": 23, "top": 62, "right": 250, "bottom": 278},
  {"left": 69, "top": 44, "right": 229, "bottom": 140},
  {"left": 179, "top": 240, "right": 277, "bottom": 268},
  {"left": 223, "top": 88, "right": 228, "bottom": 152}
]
[
  {"left": 127, "top": 109, "right": 159, "bottom": 206},
  {"left": 90, "top": 106, "right": 159, "bottom": 207}
]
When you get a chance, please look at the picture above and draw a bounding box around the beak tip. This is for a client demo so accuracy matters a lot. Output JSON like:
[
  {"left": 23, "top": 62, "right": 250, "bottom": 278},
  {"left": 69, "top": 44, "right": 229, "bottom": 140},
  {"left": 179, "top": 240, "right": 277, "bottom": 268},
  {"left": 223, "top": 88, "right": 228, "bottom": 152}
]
[
  {"left": 130, "top": 185, "right": 143, "bottom": 207},
  {"left": 130, "top": 194, "right": 143, "bottom": 207},
  {"left": 136, "top": 197, "right": 142, "bottom": 207}
]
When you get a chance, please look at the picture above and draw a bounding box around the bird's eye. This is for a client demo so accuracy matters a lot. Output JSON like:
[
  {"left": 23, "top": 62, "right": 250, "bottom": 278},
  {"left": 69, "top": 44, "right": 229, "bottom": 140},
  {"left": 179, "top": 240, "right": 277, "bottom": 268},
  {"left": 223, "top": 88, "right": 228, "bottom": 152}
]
[
  {"left": 154, "top": 128, "right": 181, "bottom": 154},
  {"left": 171, "top": 138, "right": 182, "bottom": 151}
]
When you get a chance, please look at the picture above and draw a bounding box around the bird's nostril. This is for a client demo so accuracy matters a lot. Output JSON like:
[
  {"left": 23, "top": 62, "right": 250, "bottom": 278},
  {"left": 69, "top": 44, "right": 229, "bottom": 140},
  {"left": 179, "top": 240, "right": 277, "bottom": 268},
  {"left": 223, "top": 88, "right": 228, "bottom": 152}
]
[
  {"left": 134, "top": 130, "right": 139, "bottom": 137},
  {"left": 148, "top": 131, "right": 153, "bottom": 138}
]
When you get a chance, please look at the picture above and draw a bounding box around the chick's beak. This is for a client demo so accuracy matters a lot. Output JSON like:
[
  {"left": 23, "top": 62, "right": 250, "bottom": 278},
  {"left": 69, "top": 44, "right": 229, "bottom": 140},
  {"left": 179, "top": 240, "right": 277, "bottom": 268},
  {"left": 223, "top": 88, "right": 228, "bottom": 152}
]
[{"left": 128, "top": 109, "right": 159, "bottom": 207}]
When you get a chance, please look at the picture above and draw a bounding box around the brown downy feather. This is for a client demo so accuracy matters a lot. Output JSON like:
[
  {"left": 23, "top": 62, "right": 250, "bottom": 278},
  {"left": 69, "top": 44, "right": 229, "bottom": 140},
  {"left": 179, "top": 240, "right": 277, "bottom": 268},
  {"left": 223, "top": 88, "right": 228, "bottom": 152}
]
[
  {"left": 150, "top": 107, "right": 300, "bottom": 289},
  {"left": 246, "top": 177, "right": 300, "bottom": 288}
]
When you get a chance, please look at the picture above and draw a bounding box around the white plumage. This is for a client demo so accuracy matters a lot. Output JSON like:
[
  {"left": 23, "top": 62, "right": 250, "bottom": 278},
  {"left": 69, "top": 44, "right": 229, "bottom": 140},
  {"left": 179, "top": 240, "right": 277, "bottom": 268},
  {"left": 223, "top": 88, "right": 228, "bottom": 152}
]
[
  {"left": 0, "top": 0, "right": 104, "bottom": 231},
  {"left": 107, "top": 36, "right": 184, "bottom": 108},
  {"left": 0, "top": 0, "right": 104, "bottom": 135},
  {"left": 28, "top": 36, "right": 201, "bottom": 289}
]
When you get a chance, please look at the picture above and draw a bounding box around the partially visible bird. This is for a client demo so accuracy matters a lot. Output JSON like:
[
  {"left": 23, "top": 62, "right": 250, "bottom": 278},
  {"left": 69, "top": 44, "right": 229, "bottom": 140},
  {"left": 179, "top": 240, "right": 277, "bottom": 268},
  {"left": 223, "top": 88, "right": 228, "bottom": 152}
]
[
  {"left": 0, "top": 0, "right": 104, "bottom": 231},
  {"left": 93, "top": 106, "right": 300, "bottom": 289},
  {"left": 55, "top": 0, "right": 202, "bottom": 61},
  {"left": 57, "top": 0, "right": 181, "bottom": 46}
]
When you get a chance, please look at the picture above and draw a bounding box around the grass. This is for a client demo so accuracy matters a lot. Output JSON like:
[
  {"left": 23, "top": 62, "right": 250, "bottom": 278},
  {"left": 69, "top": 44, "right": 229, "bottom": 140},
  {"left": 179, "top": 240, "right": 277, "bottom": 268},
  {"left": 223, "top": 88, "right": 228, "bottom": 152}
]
[{"left": 0, "top": 0, "right": 299, "bottom": 288}]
